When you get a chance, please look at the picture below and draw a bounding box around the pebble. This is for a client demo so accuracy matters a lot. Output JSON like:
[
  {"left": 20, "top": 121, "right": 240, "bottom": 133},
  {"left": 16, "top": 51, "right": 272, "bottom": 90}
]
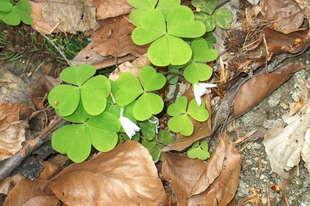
[
  {"left": 251, "top": 142, "right": 261, "bottom": 150},
  {"left": 268, "top": 92, "right": 281, "bottom": 107}
]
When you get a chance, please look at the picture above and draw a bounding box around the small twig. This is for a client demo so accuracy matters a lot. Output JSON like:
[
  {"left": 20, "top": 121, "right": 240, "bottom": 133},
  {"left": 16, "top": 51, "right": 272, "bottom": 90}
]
[
  {"left": 0, "top": 117, "right": 67, "bottom": 183},
  {"left": 33, "top": 27, "right": 71, "bottom": 66},
  {"left": 267, "top": 188, "right": 271, "bottom": 206}
]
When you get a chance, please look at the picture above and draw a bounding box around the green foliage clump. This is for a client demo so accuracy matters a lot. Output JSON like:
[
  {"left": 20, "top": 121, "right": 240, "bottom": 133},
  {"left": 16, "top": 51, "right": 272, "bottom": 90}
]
[
  {"left": 187, "top": 140, "right": 210, "bottom": 160},
  {"left": 0, "top": 0, "right": 33, "bottom": 26}
]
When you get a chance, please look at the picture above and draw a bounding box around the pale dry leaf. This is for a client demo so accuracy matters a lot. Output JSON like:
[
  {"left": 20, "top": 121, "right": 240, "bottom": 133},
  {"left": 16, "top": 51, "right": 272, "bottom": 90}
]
[
  {"left": 4, "top": 178, "right": 58, "bottom": 206},
  {"left": 92, "top": 16, "right": 148, "bottom": 57},
  {"left": 93, "top": 0, "right": 133, "bottom": 20},
  {"left": 0, "top": 121, "right": 25, "bottom": 161},
  {"left": 0, "top": 102, "right": 19, "bottom": 131},
  {"left": 0, "top": 177, "right": 11, "bottom": 195},
  {"left": 47, "top": 141, "right": 167, "bottom": 206},
  {"left": 42, "top": 0, "right": 100, "bottom": 33},
  {"left": 263, "top": 106, "right": 310, "bottom": 178},
  {"left": 109, "top": 54, "right": 150, "bottom": 81},
  {"left": 188, "top": 133, "right": 241, "bottom": 206},
  {"left": 29, "top": 0, "right": 55, "bottom": 34}
]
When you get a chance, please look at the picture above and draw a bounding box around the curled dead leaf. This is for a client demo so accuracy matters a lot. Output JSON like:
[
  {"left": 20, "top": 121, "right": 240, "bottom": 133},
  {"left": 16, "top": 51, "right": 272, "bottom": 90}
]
[{"left": 93, "top": 0, "right": 133, "bottom": 20}]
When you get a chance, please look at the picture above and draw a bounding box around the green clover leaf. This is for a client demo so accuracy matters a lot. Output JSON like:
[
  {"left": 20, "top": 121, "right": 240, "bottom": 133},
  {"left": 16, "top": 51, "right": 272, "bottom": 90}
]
[
  {"left": 183, "top": 38, "right": 217, "bottom": 83},
  {"left": 140, "top": 120, "right": 157, "bottom": 141},
  {"left": 114, "top": 72, "right": 143, "bottom": 106},
  {"left": 0, "top": 0, "right": 33, "bottom": 26},
  {"left": 48, "top": 85, "right": 80, "bottom": 116},
  {"left": 57, "top": 101, "right": 90, "bottom": 123},
  {"left": 156, "top": 0, "right": 180, "bottom": 19},
  {"left": 128, "top": 0, "right": 158, "bottom": 26},
  {"left": 187, "top": 140, "right": 210, "bottom": 160},
  {"left": 192, "top": 0, "right": 232, "bottom": 31},
  {"left": 81, "top": 75, "right": 111, "bottom": 116},
  {"left": 132, "top": 6, "right": 206, "bottom": 66},
  {"left": 158, "top": 130, "right": 175, "bottom": 145},
  {"left": 60, "top": 64, "right": 96, "bottom": 86},
  {"left": 115, "top": 66, "right": 166, "bottom": 121},
  {"left": 52, "top": 124, "right": 91, "bottom": 163},
  {"left": 52, "top": 112, "right": 121, "bottom": 163},
  {"left": 167, "top": 96, "right": 209, "bottom": 136},
  {"left": 0, "top": 0, "right": 13, "bottom": 12}
]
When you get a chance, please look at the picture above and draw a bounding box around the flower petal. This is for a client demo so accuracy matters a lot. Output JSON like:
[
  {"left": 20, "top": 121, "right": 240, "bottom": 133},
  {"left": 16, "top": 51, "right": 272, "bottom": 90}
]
[{"left": 119, "top": 116, "right": 140, "bottom": 139}]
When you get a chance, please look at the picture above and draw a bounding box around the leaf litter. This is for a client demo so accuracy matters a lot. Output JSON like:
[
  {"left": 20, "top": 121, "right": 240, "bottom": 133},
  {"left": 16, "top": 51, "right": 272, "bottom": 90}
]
[{"left": 2, "top": 0, "right": 310, "bottom": 205}]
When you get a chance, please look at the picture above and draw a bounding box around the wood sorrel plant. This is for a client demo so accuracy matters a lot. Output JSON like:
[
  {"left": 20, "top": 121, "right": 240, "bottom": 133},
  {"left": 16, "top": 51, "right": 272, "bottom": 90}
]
[{"left": 48, "top": 0, "right": 229, "bottom": 163}]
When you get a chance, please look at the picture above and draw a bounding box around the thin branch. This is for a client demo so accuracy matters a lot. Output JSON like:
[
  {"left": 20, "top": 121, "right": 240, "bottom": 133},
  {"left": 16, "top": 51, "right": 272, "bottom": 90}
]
[{"left": 0, "top": 117, "right": 67, "bottom": 183}]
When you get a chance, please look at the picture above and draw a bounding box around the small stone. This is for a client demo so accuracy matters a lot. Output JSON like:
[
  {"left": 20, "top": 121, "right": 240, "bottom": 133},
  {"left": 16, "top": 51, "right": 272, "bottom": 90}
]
[
  {"left": 263, "top": 119, "right": 282, "bottom": 129},
  {"left": 252, "top": 142, "right": 262, "bottom": 150},
  {"left": 261, "top": 197, "right": 267, "bottom": 204},
  {"left": 260, "top": 174, "right": 265, "bottom": 180},
  {"left": 245, "top": 159, "right": 253, "bottom": 165},
  {"left": 268, "top": 92, "right": 281, "bottom": 107},
  {"left": 280, "top": 102, "right": 289, "bottom": 109}
]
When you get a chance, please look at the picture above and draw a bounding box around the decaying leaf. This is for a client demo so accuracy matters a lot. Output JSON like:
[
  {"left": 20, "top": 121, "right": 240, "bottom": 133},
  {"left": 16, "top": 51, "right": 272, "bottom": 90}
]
[
  {"left": 29, "top": 0, "right": 54, "bottom": 34},
  {"left": 0, "top": 121, "right": 25, "bottom": 161},
  {"left": 162, "top": 133, "right": 241, "bottom": 206},
  {"left": 72, "top": 17, "right": 148, "bottom": 69},
  {"left": 263, "top": 104, "right": 310, "bottom": 178},
  {"left": 47, "top": 141, "right": 167, "bottom": 206},
  {"left": 233, "top": 62, "right": 304, "bottom": 118},
  {"left": 4, "top": 177, "right": 58, "bottom": 206},
  {"left": 0, "top": 102, "right": 19, "bottom": 131},
  {"left": 109, "top": 54, "right": 150, "bottom": 80},
  {"left": 92, "top": 16, "right": 148, "bottom": 57},
  {"left": 163, "top": 87, "right": 212, "bottom": 152},
  {"left": 93, "top": 0, "right": 133, "bottom": 20},
  {"left": 41, "top": 0, "right": 100, "bottom": 33},
  {"left": 261, "top": 0, "right": 309, "bottom": 34}
]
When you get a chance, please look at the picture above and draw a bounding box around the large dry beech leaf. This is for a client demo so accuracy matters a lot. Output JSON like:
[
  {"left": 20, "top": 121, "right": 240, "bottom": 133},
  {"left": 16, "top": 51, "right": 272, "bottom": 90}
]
[
  {"left": 233, "top": 62, "right": 304, "bottom": 118},
  {"left": 261, "top": 0, "right": 310, "bottom": 34},
  {"left": 93, "top": 0, "right": 133, "bottom": 20},
  {"left": 4, "top": 176, "right": 59, "bottom": 206},
  {"left": 92, "top": 16, "right": 148, "bottom": 57},
  {"left": 263, "top": 103, "right": 310, "bottom": 178},
  {"left": 47, "top": 141, "right": 167, "bottom": 206},
  {"left": 41, "top": 0, "right": 100, "bottom": 33},
  {"left": 162, "top": 133, "right": 241, "bottom": 206},
  {"left": 163, "top": 87, "right": 212, "bottom": 152},
  {"left": 0, "top": 102, "right": 19, "bottom": 130}
]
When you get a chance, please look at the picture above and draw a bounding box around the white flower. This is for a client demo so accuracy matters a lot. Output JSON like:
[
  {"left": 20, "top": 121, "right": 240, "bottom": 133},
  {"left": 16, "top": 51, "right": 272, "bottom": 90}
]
[
  {"left": 193, "top": 83, "right": 217, "bottom": 106},
  {"left": 119, "top": 107, "right": 140, "bottom": 139}
]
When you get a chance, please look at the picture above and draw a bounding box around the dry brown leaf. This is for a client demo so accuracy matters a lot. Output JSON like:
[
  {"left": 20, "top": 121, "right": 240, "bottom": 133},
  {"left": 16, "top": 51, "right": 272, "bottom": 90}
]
[
  {"left": 109, "top": 54, "right": 150, "bottom": 80},
  {"left": 162, "top": 133, "right": 241, "bottom": 206},
  {"left": 93, "top": 0, "right": 133, "bottom": 20},
  {"left": 261, "top": 0, "right": 309, "bottom": 34},
  {"left": 47, "top": 141, "right": 167, "bottom": 206},
  {"left": 0, "top": 102, "right": 19, "bottom": 131},
  {"left": 188, "top": 133, "right": 241, "bottom": 206},
  {"left": 163, "top": 87, "right": 212, "bottom": 152},
  {"left": 29, "top": 0, "right": 55, "bottom": 34},
  {"left": 0, "top": 121, "right": 25, "bottom": 161},
  {"left": 92, "top": 17, "right": 148, "bottom": 57},
  {"left": 162, "top": 153, "right": 208, "bottom": 205},
  {"left": 41, "top": 0, "right": 100, "bottom": 33},
  {"left": 233, "top": 62, "right": 304, "bottom": 118},
  {"left": 4, "top": 177, "right": 58, "bottom": 206},
  {"left": 263, "top": 104, "right": 310, "bottom": 178}
]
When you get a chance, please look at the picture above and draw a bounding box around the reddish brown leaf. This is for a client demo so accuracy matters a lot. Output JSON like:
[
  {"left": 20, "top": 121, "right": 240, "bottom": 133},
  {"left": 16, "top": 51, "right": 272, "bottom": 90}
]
[
  {"left": 163, "top": 87, "right": 212, "bottom": 152},
  {"left": 93, "top": 0, "right": 133, "bottom": 20},
  {"left": 188, "top": 133, "right": 241, "bottom": 206},
  {"left": 92, "top": 17, "right": 148, "bottom": 57},
  {"left": 29, "top": 0, "right": 55, "bottom": 34},
  {"left": 162, "top": 133, "right": 241, "bottom": 206},
  {"left": 47, "top": 141, "right": 167, "bottom": 206},
  {"left": 4, "top": 177, "right": 58, "bottom": 206},
  {"left": 162, "top": 153, "right": 207, "bottom": 206},
  {"left": 233, "top": 62, "right": 304, "bottom": 117}
]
